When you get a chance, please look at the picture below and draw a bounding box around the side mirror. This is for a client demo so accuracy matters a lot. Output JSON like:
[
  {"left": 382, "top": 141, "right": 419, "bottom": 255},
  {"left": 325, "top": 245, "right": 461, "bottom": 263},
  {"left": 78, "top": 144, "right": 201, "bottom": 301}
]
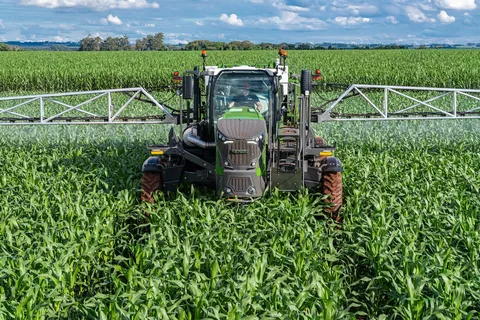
[
  {"left": 300, "top": 70, "right": 312, "bottom": 94},
  {"left": 275, "top": 108, "right": 283, "bottom": 122},
  {"left": 182, "top": 75, "right": 194, "bottom": 99},
  {"left": 273, "top": 80, "right": 278, "bottom": 94}
]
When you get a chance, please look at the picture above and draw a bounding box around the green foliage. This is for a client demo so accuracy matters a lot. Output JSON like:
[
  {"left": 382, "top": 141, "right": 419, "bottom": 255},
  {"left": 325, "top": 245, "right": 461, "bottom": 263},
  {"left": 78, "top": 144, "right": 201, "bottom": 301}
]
[{"left": 0, "top": 119, "right": 479, "bottom": 318}]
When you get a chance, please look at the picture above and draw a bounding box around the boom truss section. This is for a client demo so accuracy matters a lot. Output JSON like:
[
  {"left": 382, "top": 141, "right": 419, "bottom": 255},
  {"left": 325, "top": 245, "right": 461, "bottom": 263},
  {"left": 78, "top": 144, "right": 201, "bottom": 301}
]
[
  {"left": 0, "top": 88, "right": 176, "bottom": 125},
  {"left": 313, "top": 85, "right": 480, "bottom": 122}
]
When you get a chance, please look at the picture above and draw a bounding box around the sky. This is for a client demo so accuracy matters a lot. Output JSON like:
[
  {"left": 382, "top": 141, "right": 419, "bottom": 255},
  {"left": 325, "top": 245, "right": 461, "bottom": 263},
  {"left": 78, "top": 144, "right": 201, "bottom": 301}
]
[{"left": 0, "top": 0, "right": 478, "bottom": 45}]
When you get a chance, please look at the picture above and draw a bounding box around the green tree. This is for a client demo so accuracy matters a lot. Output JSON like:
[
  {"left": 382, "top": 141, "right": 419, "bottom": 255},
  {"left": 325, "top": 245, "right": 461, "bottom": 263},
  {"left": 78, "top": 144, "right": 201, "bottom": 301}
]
[
  {"left": 150, "top": 33, "right": 166, "bottom": 50},
  {"left": 135, "top": 38, "right": 147, "bottom": 51},
  {"left": 118, "top": 35, "right": 131, "bottom": 50},
  {"left": 135, "top": 33, "right": 166, "bottom": 51},
  {"left": 0, "top": 43, "right": 20, "bottom": 51},
  {"left": 101, "top": 37, "right": 119, "bottom": 51},
  {"left": 79, "top": 35, "right": 102, "bottom": 51}
]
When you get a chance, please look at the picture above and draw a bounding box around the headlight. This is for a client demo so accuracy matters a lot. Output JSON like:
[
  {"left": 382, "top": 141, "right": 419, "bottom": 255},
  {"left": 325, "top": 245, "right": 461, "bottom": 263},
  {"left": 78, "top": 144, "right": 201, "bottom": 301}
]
[
  {"left": 248, "top": 133, "right": 264, "bottom": 143},
  {"left": 218, "top": 132, "right": 227, "bottom": 141}
]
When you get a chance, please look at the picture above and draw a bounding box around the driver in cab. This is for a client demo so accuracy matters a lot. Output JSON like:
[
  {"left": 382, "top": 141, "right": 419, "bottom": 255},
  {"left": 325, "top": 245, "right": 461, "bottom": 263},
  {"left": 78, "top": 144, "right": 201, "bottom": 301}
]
[{"left": 228, "top": 83, "right": 263, "bottom": 111}]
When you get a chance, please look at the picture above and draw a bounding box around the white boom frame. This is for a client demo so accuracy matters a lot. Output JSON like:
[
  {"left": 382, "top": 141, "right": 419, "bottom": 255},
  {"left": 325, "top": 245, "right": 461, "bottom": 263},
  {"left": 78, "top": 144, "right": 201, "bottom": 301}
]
[
  {"left": 317, "top": 84, "right": 480, "bottom": 121},
  {"left": 1, "top": 84, "right": 479, "bottom": 125},
  {"left": 0, "top": 87, "right": 176, "bottom": 125}
]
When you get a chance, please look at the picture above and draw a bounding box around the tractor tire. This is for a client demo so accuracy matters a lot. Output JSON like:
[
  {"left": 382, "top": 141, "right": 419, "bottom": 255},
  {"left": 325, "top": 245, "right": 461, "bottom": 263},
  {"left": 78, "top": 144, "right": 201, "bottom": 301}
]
[
  {"left": 321, "top": 171, "right": 343, "bottom": 222},
  {"left": 141, "top": 172, "right": 163, "bottom": 206}
]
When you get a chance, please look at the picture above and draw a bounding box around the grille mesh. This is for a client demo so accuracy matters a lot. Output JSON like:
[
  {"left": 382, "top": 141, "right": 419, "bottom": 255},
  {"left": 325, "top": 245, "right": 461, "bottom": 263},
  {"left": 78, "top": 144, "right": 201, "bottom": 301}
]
[
  {"left": 229, "top": 177, "right": 250, "bottom": 192},
  {"left": 218, "top": 119, "right": 265, "bottom": 140}
]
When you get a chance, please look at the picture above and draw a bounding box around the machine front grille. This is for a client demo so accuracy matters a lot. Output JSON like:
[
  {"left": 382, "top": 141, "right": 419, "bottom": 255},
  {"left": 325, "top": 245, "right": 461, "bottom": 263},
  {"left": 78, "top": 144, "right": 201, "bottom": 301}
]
[
  {"left": 226, "top": 140, "right": 259, "bottom": 166},
  {"left": 229, "top": 177, "right": 251, "bottom": 192}
]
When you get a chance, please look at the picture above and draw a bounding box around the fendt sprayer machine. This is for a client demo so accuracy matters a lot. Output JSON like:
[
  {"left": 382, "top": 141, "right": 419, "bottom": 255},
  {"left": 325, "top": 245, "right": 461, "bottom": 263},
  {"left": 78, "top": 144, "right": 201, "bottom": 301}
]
[
  {"left": 2, "top": 49, "right": 480, "bottom": 221},
  {"left": 140, "top": 50, "right": 343, "bottom": 219}
]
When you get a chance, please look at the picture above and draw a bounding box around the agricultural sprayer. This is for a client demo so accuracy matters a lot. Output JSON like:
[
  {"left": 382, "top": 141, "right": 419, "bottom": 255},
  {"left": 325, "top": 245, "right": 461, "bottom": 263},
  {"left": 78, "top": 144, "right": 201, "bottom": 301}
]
[{"left": 2, "top": 50, "right": 480, "bottom": 221}]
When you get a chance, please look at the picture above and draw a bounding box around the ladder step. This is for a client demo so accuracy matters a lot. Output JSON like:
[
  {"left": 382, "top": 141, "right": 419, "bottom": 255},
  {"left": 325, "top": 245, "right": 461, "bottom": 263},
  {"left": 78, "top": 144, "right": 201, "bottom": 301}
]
[{"left": 278, "top": 127, "right": 299, "bottom": 137}]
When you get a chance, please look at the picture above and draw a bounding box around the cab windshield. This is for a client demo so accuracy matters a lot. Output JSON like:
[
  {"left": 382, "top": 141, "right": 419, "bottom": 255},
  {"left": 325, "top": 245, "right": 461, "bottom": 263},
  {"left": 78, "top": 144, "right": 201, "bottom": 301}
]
[{"left": 212, "top": 71, "right": 273, "bottom": 121}]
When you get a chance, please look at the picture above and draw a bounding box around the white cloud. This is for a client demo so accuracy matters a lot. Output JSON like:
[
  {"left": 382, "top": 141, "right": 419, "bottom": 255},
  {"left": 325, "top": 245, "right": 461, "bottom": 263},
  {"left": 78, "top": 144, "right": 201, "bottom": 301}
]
[
  {"left": 386, "top": 16, "right": 399, "bottom": 24},
  {"left": 195, "top": 21, "right": 204, "bottom": 26},
  {"left": 346, "top": 4, "right": 378, "bottom": 15},
  {"left": 438, "top": 10, "right": 455, "bottom": 23},
  {"left": 272, "top": 1, "right": 309, "bottom": 12},
  {"left": 20, "top": 0, "right": 160, "bottom": 11},
  {"left": 58, "top": 23, "right": 71, "bottom": 30},
  {"left": 144, "top": 23, "right": 155, "bottom": 27},
  {"left": 249, "top": 0, "right": 264, "bottom": 3},
  {"left": 331, "top": 3, "right": 378, "bottom": 15},
  {"left": 107, "top": 14, "right": 122, "bottom": 25},
  {"left": 419, "top": 3, "right": 436, "bottom": 11},
  {"left": 259, "top": 11, "right": 327, "bottom": 30},
  {"left": 164, "top": 33, "right": 190, "bottom": 44},
  {"left": 334, "top": 16, "right": 371, "bottom": 26},
  {"left": 220, "top": 13, "right": 244, "bottom": 26},
  {"left": 0, "top": 20, "right": 5, "bottom": 29},
  {"left": 53, "top": 36, "right": 64, "bottom": 41},
  {"left": 435, "top": 0, "right": 476, "bottom": 10},
  {"left": 405, "top": 6, "right": 436, "bottom": 23}
]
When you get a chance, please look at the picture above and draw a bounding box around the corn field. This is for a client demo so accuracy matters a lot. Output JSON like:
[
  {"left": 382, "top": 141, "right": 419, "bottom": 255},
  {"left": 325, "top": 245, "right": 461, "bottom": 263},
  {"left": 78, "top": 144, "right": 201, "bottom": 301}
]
[
  {"left": 0, "top": 50, "right": 480, "bottom": 92},
  {"left": 0, "top": 50, "right": 479, "bottom": 319}
]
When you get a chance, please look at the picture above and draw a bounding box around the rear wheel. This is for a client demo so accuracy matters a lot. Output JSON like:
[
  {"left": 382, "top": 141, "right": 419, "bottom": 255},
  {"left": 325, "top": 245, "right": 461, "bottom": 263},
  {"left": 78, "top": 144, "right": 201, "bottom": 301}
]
[{"left": 320, "top": 171, "right": 343, "bottom": 222}]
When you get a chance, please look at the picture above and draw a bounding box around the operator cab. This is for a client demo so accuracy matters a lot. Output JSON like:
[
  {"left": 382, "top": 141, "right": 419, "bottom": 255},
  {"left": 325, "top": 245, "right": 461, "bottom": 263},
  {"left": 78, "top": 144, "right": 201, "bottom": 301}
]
[{"left": 211, "top": 70, "right": 275, "bottom": 121}]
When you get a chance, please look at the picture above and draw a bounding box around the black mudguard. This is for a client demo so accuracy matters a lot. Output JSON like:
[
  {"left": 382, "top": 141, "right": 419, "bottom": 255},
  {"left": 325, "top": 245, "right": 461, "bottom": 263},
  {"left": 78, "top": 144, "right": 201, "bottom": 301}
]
[
  {"left": 142, "top": 156, "right": 163, "bottom": 173},
  {"left": 322, "top": 156, "right": 343, "bottom": 173}
]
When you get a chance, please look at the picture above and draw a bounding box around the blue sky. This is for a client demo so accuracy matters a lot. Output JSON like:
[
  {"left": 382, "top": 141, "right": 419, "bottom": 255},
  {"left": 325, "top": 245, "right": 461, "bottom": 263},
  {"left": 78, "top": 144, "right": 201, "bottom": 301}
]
[{"left": 0, "top": 0, "right": 478, "bottom": 44}]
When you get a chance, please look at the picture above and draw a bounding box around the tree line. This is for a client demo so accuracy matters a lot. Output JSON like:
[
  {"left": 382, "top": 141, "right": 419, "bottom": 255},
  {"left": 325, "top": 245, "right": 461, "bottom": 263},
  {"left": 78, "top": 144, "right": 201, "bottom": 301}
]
[
  {"left": 79, "top": 33, "right": 166, "bottom": 51},
  {"left": 0, "top": 34, "right": 410, "bottom": 52},
  {"left": 78, "top": 34, "right": 409, "bottom": 51}
]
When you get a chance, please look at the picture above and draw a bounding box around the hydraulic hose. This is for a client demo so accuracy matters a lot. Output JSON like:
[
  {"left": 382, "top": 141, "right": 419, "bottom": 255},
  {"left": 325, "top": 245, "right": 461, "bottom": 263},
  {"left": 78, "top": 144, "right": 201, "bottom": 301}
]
[{"left": 186, "top": 135, "right": 216, "bottom": 149}]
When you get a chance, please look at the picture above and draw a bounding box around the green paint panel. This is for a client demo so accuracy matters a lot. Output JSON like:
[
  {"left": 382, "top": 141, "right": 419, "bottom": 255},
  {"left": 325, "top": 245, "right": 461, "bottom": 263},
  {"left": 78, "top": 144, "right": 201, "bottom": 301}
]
[
  {"left": 216, "top": 148, "right": 224, "bottom": 175},
  {"left": 222, "top": 107, "right": 264, "bottom": 120}
]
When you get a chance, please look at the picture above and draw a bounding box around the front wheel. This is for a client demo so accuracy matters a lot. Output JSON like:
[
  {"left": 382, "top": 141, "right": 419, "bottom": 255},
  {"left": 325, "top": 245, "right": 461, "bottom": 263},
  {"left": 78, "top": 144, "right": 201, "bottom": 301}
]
[
  {"left": 141, "top": 172, "right": 163, "bottom": 206},
  {"left": 320, "top": 171, "right": 343, "bottom": 222}
]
